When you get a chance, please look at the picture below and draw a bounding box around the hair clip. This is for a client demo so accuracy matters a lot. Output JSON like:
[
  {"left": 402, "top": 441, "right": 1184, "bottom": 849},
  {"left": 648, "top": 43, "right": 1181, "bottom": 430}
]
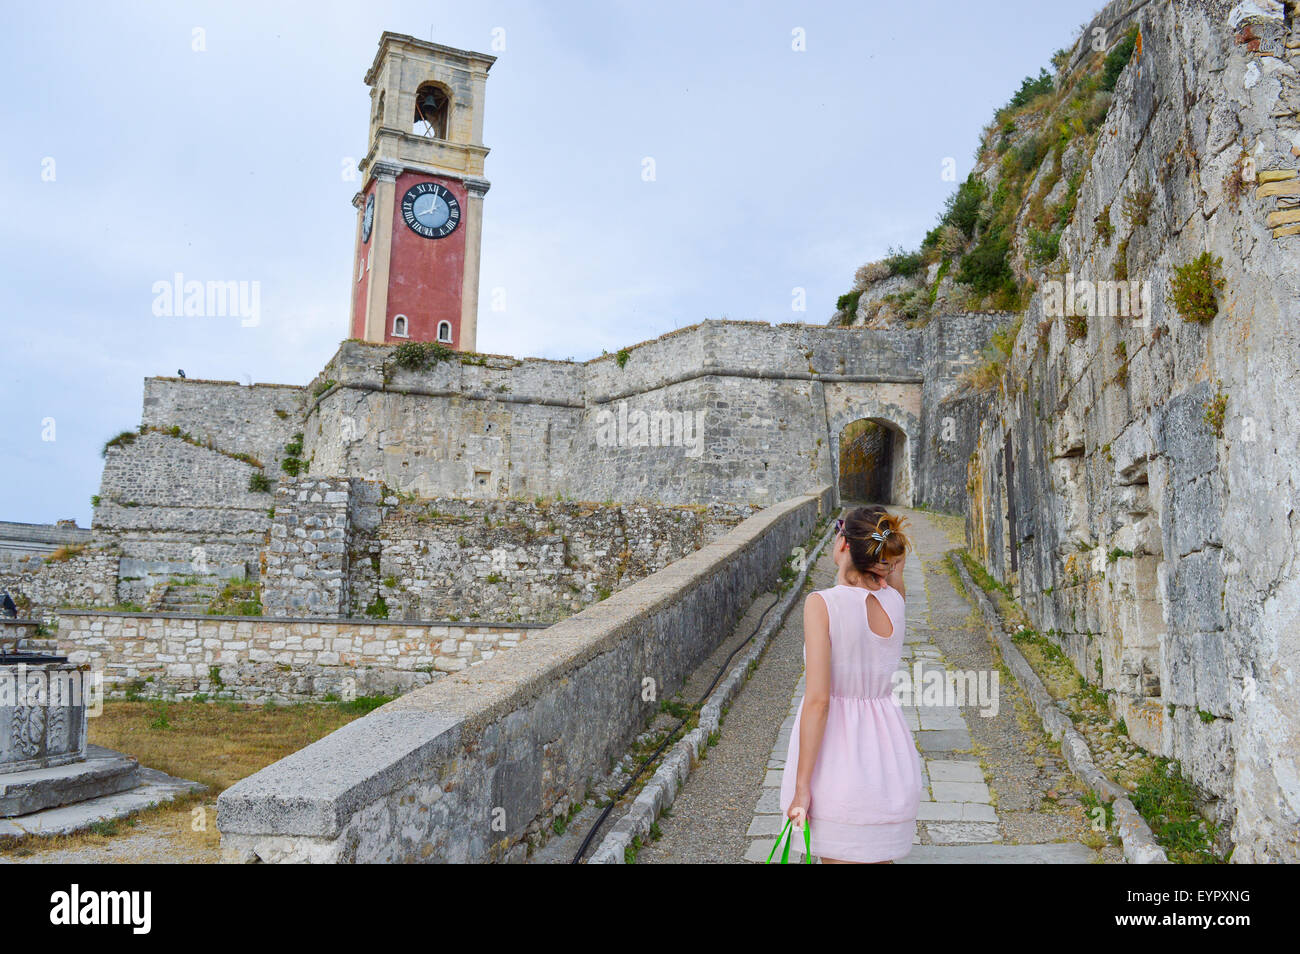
[{"left": 870, "top": 528, "right": 892, "bottom": 542}]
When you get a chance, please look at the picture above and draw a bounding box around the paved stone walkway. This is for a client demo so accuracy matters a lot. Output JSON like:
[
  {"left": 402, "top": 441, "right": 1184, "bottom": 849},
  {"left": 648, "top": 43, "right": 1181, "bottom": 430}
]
[{"left": 640, "top": 507, "right": 1116, "bottom": 864}]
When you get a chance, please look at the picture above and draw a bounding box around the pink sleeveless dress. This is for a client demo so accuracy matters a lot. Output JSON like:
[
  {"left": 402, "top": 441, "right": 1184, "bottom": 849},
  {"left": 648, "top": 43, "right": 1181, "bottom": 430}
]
[{"left": 778, "top": 582, "right": 922, "bottom": 862}]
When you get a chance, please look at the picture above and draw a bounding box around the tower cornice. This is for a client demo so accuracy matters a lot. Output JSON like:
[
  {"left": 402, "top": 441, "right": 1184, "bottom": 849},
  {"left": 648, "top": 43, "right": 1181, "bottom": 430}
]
[{"left": 364, "top": 32, "right": 496, "bottom": 86}]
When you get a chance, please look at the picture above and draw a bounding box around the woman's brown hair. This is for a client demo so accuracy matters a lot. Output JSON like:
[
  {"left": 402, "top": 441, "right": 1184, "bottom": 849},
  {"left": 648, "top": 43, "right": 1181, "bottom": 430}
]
[{"left": 841, "top": 506, "right": 911, "bottom": 576}]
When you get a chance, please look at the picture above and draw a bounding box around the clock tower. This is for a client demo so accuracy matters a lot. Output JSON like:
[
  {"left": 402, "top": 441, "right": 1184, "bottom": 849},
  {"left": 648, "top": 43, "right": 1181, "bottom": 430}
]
[{"left": 349, "top": 33, "right": 494, "bottom": 351}]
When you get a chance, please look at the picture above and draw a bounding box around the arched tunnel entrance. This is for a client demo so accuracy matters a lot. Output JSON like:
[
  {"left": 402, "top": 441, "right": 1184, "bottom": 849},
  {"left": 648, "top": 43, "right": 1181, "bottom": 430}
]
[{"left": 839, "top": 418, "right": 907, "bottom": 505}]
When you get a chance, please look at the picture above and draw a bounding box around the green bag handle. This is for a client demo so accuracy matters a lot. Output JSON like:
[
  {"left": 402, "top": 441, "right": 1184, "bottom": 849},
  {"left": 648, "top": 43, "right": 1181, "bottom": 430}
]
[{"left": 766, "top": 816, "right": 812, "bottom": 864}]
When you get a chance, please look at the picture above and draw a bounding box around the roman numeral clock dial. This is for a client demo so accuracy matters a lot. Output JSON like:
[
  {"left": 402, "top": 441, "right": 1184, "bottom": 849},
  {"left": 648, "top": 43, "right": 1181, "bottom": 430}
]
[{"left": 401, "top": 182, "right": 461, "bottom": 239}]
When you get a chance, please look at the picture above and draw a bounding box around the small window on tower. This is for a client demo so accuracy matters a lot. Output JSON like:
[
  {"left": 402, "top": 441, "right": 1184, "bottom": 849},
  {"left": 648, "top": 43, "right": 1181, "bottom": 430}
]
[
  {"left": 412, "top": 84, "right": 449, "bottom": 139},
  {"left": 437, "top": 321, "right": 453, "bottom": 343},
  {"left": 393, "top": 315, "right": 409, "bottom": 338}
]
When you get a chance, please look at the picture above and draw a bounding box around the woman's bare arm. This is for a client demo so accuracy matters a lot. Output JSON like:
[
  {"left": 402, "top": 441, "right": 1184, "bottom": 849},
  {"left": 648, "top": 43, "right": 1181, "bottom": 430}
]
[{"left": 794, "top": 592, "right": 832, "bottom": 795}]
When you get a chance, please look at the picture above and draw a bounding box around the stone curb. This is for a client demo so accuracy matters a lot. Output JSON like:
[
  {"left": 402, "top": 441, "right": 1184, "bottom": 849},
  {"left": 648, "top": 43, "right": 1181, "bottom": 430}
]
[
  {"left": 950, "top": 552, "right": 1168, "bottom": 865},
  {"left": 587, "top": 522, "right": 836, "bottom": 864}
]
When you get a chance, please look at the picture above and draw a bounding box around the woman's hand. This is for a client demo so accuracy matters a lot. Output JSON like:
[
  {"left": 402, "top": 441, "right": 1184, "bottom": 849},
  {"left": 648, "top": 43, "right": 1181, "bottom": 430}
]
[
  {"left": 788, "top": 787, "right": 811, "bottom": 829},
  {"left": 867, "top": 557, "right": 896, "bottom": 580}
]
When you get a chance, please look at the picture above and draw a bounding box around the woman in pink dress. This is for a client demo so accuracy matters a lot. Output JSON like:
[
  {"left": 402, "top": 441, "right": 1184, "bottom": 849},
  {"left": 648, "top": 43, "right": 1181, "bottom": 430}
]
[{"left": 779, "top": 506, "right": 922, "bottom": 863}]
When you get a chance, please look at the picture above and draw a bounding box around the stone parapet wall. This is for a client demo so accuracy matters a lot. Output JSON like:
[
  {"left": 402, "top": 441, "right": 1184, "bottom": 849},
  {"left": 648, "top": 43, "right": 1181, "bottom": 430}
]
[
  {"left": 216, "top": 486, "right": 833, "bottom": 862},
  {"left": 56, "top": 610, "right": 544, "bottom": 702}
]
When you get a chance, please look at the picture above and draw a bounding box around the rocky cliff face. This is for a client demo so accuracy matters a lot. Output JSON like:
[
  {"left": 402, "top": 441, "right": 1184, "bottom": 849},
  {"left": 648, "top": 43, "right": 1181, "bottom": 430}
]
[{"left": 966, "top": 0, "right": 1300, "bottom": 862}]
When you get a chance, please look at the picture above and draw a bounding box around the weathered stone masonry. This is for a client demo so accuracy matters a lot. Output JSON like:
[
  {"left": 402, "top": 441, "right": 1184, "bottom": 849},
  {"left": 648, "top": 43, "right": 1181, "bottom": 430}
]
[
  {"left": 260, "top": 477, "right": 756, "bottom": 623},
  {"left": 57, "top": 611, "right": 545, "bottom": 702},
  {"left": 966, "top": 0, "right": 1300, "bottom": 862}
]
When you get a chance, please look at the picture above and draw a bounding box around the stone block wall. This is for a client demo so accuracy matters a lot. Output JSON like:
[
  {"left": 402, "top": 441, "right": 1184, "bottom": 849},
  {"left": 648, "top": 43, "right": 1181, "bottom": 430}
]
[
  {"left": 916, "top": 313, "right": 1006, "bottom": 513},
  {"left": 350, "top": 497, "right": 754, "bottom": 623},
  {"left": 262, "top": 478, "right": 755, "bottom": 624},
  {"left": 0, "top": 548, "right": 120, "bottom": 622},
  {"left": 261, "top": 478, "right": 357, "bottom": 618},
  {"left": 140, "top": 377, "right": 306, "bottom": 475},
  {"left": 56, "top": 610, "right": 545, "bottom": 702},
  {"left": 93, "top": 430, "right": 275, "bottom": 600}
]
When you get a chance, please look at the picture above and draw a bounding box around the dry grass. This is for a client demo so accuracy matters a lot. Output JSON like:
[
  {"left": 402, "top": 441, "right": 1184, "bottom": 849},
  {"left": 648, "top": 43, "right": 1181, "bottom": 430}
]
[
  {"left": 88, "top": 699, "right": 368, "bottom": 790},
  {"left": 44, "top": 543, "right": 88, "bottom": 563},
  {"left": 0, "top": 698, "right": 373, "bottom": 862}
]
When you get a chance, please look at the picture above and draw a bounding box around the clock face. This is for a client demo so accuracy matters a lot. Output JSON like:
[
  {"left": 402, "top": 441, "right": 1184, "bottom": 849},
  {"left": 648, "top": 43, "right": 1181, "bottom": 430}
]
[
  {"left": 401, "top": 182, "right": 461, "bottom": 239},
  {"left": 360, "top": 193, "right": 375, "bottom": 243}
]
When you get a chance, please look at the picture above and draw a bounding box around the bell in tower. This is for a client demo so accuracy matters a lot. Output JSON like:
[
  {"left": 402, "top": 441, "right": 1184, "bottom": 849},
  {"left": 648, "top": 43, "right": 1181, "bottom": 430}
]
[
  {"left": 348, "top": 33, "right": 495, "bottom": 352},
  {"left": 413, "top": 85, "right": 449, "bottom": 139}
]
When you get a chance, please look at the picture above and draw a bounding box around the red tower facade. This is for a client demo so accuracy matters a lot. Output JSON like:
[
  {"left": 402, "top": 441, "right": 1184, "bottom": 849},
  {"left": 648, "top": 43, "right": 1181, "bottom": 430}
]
[{"left": 347, "top": 34, "right": 493, "bottom": 351}]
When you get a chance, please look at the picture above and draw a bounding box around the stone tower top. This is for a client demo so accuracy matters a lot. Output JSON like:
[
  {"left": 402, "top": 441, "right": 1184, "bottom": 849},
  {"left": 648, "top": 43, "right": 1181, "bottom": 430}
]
[{"left": 359, "top": 33, "right": 495, "bottom": 185}]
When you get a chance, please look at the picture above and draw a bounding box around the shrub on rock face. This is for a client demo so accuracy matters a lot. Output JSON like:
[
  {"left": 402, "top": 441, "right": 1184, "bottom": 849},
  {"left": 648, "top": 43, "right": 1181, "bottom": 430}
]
[
  {"left": 102, "top": 430, "right": 137, "bottom": 456},
  {"left": 1169, "top": 252, "right": 1225, "bottom": 324},
  {"left": 943, "top": 174, "right": 987, "bottom": 239},
  {"left": 957, "top": 227, "right": 1014, "bottom": 296},
  {"left": 883, "top": 246, "right": 924, "bottom": 277},
  {"left": 853, "top": 260, "right": 891, "bottom": 289},
  {"left": 1014, "top": 133, "right": 1050, "bottom": 175},
  {"left": 391, "top": 341, "right": 454, "bottom": 371},
  {"left": 1027, "top": 227, "right": 1063, "bottom": 266},
  {"left": 1100, "top": 27, "right": 1140, "bottom": 93},
  {"left": 1004, "top": 67, "right": 1056, "bottom": 113},
  {"left": 835, "top": 289, "right": 862, "bottom": 317}
]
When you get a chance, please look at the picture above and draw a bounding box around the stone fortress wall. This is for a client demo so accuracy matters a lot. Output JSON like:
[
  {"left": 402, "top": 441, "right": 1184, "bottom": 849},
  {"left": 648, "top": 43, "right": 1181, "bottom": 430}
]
[
  {"left": 6, "top": 315, "right": 997, "bottom": 701},
  {"left": 965, "top": 0, "right": 1300, "bottom": 862},
  {"left": 7, "top": 315, "right": 995, "bottom": 622},
  {"left": 303, "top": 317, "right": 1001, "bottom": 512}
]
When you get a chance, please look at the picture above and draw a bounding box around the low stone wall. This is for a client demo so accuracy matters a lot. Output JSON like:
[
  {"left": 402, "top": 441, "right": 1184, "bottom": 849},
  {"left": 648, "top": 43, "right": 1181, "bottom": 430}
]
[
  {"left": 0, "top": 548, "right": 120, "bottom": 623},
  {"left": 216, "top": 486, "right": 834, "bottom": 862},
  {"left": 55, "top": 611, "right": 545, "bottom": 702}
]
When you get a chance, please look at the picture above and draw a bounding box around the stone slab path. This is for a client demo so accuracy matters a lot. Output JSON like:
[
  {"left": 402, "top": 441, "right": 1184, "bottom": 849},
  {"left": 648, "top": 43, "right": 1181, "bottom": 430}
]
[{"left": 639, "top": 507, "right": 1119, "bottom": 864}]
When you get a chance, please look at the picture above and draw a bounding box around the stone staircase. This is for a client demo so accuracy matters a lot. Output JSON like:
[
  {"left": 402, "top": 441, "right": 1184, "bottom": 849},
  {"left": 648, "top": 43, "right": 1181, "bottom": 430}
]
[{"left": 155, "top": 581, "right": 222, "bottom": 614}]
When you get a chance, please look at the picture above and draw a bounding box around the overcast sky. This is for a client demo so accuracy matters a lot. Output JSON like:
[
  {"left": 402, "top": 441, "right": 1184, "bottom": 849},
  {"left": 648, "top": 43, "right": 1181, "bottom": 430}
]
[{"left": 1, "top": 0, "right": 1103, "bottom": 525}]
